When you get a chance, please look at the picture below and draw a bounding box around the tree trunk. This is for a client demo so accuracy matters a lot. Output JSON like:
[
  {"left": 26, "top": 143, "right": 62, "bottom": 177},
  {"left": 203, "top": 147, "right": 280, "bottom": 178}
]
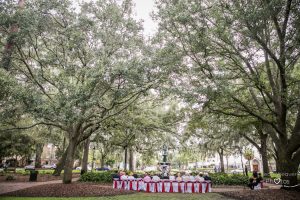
[
  {"left": 275, "top": 157, "right": 279, "bottom": 173},
  {"left": 218, "top": 148, "right": 225, "bottom": 173},
  {"left": 81, "top": 137, "right": 90, "bottom": 173},
  {"left": 63, "top": 138, "right": 77, "bottom": 184},
  {"left": 260, "top": 134, "right": 270, "bottom": 177},
  {"left": 53, "top": 146, "right": 69, "bottom": 176},
  {"left": 267, "top": 123, "right": 300, "bottom": 187},
  {"left": 35, "top": 143, "right": 43, "bottom": 168},
  {"left": 62, "top": 136, "right": 66, "bottom": 151},
  {"left": 129, "top": 147, "right": 135, "bottom": 171},
  {"left": 278, "top": 159, "right": 299, "bottom": 188},
  {"left": 124, "top": 146, "right": 128, "bottom": 171},
  {"left": 276, "top": 147, "right": 299, "bottom": 188}
]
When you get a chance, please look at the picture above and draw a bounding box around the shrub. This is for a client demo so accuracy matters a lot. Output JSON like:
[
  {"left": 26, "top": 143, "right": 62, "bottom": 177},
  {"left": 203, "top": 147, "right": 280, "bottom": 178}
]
[
  {"left": 6, "top": 175, "right": 15, "bottom": 181},
  {"left": 79, "top": 171, "right": 114, "bottom": 183},
  {"left": 209, "top": 173, "right": 248, "bottom": 185},
  {"left": 38, "top": 170, "right": 54, "bottom": 175},
  {"left": 16, "top": 169, "right": 30, "bottom": 176},
  {"left": 171, "top": 169, "right": 179, "bottom": 173},
  {"left": 21, "top": 170, "right": 30, "bottom": 175},
  {"left": 16, "top": 170, "right": 30, "bottom": 176},
  {"left": 72, "top": 170, "right": 81, "bottom": 174},
  {"left": 0, "top": 170, "right": 6, "bottom": 176},
  {"left": 133, "top": 170, "right": 143, "bottom": 173},
  {"left": 144, "top": 170, "right": 160, "bottom": 175}
]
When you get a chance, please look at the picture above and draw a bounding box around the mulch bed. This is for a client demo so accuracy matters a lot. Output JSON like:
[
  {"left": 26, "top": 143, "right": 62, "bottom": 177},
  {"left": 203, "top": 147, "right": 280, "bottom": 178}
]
[
  {"left": 0, "top": 182, "right": 135, "bottom": 197},
  {"left": 0, "top": 174, "right": 80, "bottom": 182},
  {"left": 221, "top": 189, "right": 300, "bottom": 200},
  {"left": 213, "top": 185, "right": 244, "bottom": 188}
]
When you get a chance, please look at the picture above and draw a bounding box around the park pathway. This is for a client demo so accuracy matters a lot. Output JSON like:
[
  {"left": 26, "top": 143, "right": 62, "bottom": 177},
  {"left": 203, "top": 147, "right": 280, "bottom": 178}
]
[{"left": 0, "top": 178, "right": 79, "bottom": 195}]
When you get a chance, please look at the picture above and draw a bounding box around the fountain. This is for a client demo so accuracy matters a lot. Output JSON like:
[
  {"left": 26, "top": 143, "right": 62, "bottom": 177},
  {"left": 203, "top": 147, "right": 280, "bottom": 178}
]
[{"left": 158, "top": 144, "right": 171, "bottom": 179}]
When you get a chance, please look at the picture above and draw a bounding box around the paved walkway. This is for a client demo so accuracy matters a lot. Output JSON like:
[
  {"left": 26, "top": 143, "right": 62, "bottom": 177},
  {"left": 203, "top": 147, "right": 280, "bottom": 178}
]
[{"left": 0, "top": 178, "right": 79, "bottom": 195}]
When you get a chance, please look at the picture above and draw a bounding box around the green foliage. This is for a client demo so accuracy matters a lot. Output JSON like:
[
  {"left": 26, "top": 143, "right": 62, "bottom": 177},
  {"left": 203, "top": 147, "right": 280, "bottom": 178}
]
[
  {"left": 105, "top": 159, "right": 115, "bottom": 167},
  {"left": 155, "top": 0, "right": 300, "bottom": 187},
  {"left": 0, "top": 170, "right": 6, "bottom": 176},
  {"left": 79, "top": 171, "right": 114, "bottom": 183},
  {"left": 0, "top": 1, "right": 158, "bottom": 183},
  {"left": 79, "top": 171, "right": 248, "bottom": 185},
  {"left": 142, "top": 171, "right": 160, "bottom": 176},
  {"left": 72, "top": 170, "right": 81, "bottom": 174},
  {"left": 0, "top": 131, "right": 34, "bottom": 159},
  {"left": 36, "top": 170, "right": 54, "bottom": 175},
  {"left": 16, "top": 169, "right": 30, "bottom": 176},
  {"left": 243, "top": 149, "right": 254, "bottom": 161},
  {"left": 14, "top": 169, "right": 80, "bottom": 175},
  {"left": 209, "top": 173, "right": 248, "bottom": 185},
  {"left": 6, "top": 175, "right": 15, "bottom": 181}
]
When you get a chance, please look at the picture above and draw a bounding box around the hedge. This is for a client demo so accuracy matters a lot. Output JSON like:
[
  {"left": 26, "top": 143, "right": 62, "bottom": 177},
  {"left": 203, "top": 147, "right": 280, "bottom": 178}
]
[
  {"left": 13, "top": 169, "right": 81, "bottom": 175},
  {"left": 209, "top": 173, "right": 248, "bottom": 185},
  {"left": 79, "top": 171, "right": 114, "bottom": 183},
  {"left": 79, "top": 171, "right": 249, "bottom": 185}
]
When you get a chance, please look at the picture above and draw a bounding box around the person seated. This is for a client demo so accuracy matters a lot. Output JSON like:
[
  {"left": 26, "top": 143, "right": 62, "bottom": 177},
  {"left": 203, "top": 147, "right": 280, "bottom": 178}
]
[
  {"left": 152, "top": 174, "right": 161, "bottom": 182},
  {"left": 182, "top": 172, "right": 190, "bottom": 182},
  {"left": 120, "top": 171, "right": 128, "bottom": 180},
  {"left": 133, "top": 173, "right": 138, "bottom": 179},
  {"left": 195, "top": 173, "right": 205, "bottom": 182},
  {"left": 256, "top": 173, "right": 263, "bottom": 182},
  {"left": 203, "top": 173, "right": 211, "bottom": 181},
  {"left": 189, "top": 174, "right": 195, "bottom": 181},
  {"left": 248, "top": 177, "right": 255, "bottom": 190},
  {"left": 253, "top": 170, "right": 258, "bottom": 178},
  {"left": 248, "top": 172, "right": 259, "bottom": 190},
  {"left": 112, "top": 171, "right": 120, "bottom": 179},
  {"left": 253, "top": 173, "right": 263, "bottom": 188},
  {"left": 169, "top": 174, "right": 176, "bottom": 181},
  {"left": 143, "top": 173, "right": 151, "bottom": 182},
  {"left": 127, "top": 172, "right": 135, "bottom": 180},
  {"left": 176, "top": 172, "right": 182, "bottom": 181}
]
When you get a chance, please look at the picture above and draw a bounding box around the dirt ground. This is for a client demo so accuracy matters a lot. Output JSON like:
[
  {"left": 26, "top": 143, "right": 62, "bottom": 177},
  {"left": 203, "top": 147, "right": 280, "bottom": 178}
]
[
  {"left": 0, "top": 182, "right": 134, "bottom": 197},
  {"left": 1, "top": 180, "right": 298, "bottom": 199},
  {"left": 0, "top": 173, "right": 80, "bottom": 182},
  {"left": 221, "top": 189, "right": 300, "bottom": 200}
]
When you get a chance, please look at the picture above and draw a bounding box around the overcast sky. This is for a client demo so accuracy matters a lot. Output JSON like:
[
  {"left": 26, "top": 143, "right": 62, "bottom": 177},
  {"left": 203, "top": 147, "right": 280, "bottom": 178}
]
[
  {"left": 77, "top": 0, "right": 157, "bottom": 36},
  {"left": 132, "top": 0, "right": 157, "bottom": 36}
]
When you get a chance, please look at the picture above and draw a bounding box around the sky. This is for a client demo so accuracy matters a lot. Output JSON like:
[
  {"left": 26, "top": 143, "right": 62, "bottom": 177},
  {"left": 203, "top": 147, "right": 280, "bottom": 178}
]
[
  {"left": 132, "top": 0, "right": 157, "bottom": 36},
  {"left": 78, "top": 0, "right": 158, "bottom": 36}
]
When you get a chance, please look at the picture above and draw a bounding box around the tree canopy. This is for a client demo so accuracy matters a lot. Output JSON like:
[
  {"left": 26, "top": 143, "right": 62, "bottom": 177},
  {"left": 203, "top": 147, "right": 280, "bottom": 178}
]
[{"left": 1, "top": 0, "right": 300, "bottom": 187}]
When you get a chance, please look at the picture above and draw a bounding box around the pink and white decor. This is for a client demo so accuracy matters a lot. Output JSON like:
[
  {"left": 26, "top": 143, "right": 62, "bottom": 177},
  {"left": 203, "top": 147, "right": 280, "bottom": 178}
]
[{"left": 113, "top": 179, "right": 212, "bottom": 193}]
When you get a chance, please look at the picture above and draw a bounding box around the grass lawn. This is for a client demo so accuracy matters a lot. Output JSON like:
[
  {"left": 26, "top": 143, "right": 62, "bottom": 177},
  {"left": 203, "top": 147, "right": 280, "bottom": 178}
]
[{"left": 0, "top": 193, "right": 232, "bottom": 200}]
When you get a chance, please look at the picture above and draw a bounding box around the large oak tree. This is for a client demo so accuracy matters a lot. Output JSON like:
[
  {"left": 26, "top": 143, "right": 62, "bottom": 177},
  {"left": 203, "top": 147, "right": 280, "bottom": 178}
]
[
  {"left": 1, "top": 0, "right": 156, "bottom": 183},
  {"left": 156, "top": 0, "right": 300, "bottom": 186}
]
